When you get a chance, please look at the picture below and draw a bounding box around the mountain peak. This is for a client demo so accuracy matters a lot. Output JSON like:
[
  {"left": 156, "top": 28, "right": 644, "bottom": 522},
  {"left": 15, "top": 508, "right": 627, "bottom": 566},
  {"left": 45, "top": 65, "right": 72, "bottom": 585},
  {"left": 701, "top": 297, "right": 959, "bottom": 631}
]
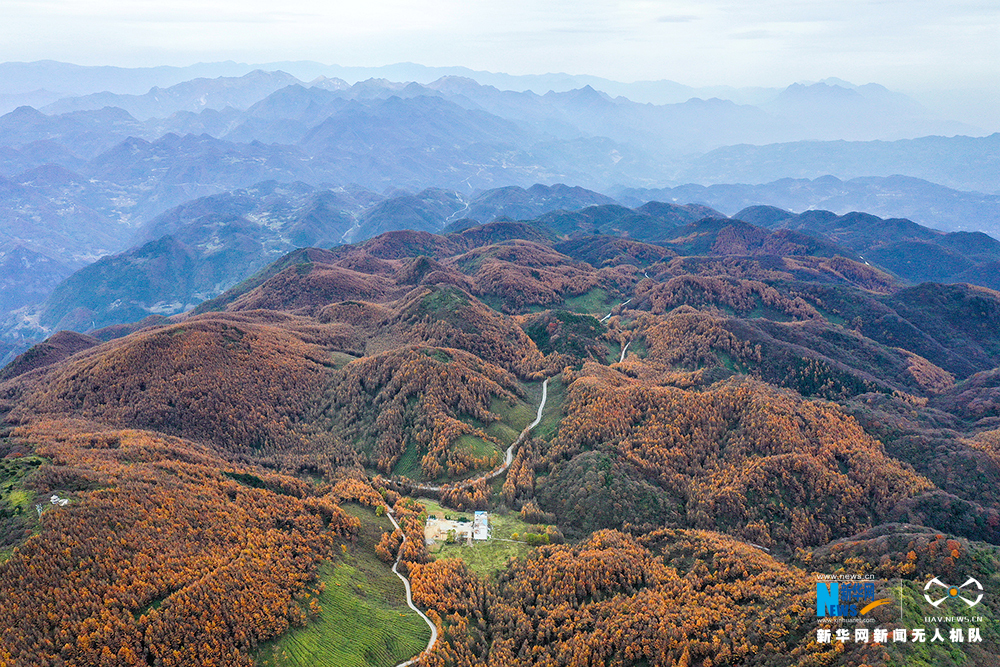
[{"left": 778, "top": 82, "right": 863, "bottom": 101}]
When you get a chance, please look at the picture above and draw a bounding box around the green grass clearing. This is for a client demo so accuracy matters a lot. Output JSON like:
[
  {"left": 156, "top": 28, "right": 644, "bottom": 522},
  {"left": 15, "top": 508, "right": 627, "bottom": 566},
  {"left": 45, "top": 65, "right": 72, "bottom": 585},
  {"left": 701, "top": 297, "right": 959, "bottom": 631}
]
[
  {"left": 256, "top": 504, "right": 429, "bottom": 667},
  {"left": 390, "top": 437, "right": 422, "bottom": 480},
  {"left": 7, "top": 489, "right": 30, "bottom": 509},
  {"left": 527, "top": 375, "right": 565, "bottom": 441},
  {"left": 484, "top": 393, "right": 537, "bottom": 444},
  {"left": 1, "top": 454, "right": 46, "bottom": 563},
  {"left": 606, "top": 341, "right": 622, "bottom": 364},
  {"left": 454, "top": 434, "right": 503, "bottom": 462},
  {"left": 419, "top": 498, "right": 556, "bottom": 579},
  {"left": 0, "top": 455, "right": 44, "bottom": 496},
  {"left": 329, "top": 352, "right": 358, "bottom": 369},
  {"left": 563, "top": 287, "right": 618, "bottom": 315},
  {"left": 628, "top": 337, "right": 648, "bottom": 359}
]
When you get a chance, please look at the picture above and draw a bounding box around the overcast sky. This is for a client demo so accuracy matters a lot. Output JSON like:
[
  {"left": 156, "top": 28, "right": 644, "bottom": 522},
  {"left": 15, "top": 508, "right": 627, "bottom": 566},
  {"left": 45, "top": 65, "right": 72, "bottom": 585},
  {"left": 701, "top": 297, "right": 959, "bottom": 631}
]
[{"left": 2, "top": 0, "right": 998, "bottom": 92}]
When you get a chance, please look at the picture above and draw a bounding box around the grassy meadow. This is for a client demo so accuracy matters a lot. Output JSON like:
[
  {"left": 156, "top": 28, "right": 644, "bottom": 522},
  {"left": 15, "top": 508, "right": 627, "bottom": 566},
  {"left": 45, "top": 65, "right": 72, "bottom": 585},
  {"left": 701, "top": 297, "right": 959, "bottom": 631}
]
[{"left": 255, "top": 504, "right": 429, "bottom": 667}]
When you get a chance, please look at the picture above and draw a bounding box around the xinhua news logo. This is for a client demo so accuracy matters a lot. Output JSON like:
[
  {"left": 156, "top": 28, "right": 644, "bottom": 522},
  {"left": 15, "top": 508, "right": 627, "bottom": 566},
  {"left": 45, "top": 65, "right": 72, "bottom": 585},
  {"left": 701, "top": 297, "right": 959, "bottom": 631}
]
[
  {"left": 817, "top": 581, "right": 891, "bottom": 618},
  {"left": 923, "top": 577, "right": 984, "bottom": 609}
]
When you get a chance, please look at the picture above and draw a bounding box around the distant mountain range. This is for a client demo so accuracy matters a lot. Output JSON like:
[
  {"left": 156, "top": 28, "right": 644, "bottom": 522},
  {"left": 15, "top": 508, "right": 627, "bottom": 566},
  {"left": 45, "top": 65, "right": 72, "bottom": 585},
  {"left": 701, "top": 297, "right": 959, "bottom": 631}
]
[
  {"left": 0, "top": 84, "right": 663, "bottom": 195},
  {"left": 0, "top": 60, "right": 926, "bottom": 108},
  {"left": 1, "top": 60, "right": 992, "bottom": 128},
  {"left": 617, "top": 174, "right": 1000, "bottom": 235},
  {"left": 11, "top": 183, "right": 616, "bottom": 337},
  {"left": 7, "top": 68, "right": 976, "bottom": 149},
  {"left": 40, "top": 70, "right": 304, "bottom": 120},
  {"left": 678, "top": 134, "right": 1000, "bottom": 194},
  {"left": 2, "top": 63, "right": 999, "bottom": 364},
  {"left": 8, "top": 179, "right": 1000, "bottom": 363},
  {"left": 0, "top": 70, "right": 993, "bottom": 204}
]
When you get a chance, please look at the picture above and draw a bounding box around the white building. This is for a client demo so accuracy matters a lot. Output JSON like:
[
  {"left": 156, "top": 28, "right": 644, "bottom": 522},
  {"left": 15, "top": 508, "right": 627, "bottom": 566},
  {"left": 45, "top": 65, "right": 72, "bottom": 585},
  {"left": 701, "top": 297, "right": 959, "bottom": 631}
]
[{"left": 473, "top": 511, "right": 488, "bottom": 540}]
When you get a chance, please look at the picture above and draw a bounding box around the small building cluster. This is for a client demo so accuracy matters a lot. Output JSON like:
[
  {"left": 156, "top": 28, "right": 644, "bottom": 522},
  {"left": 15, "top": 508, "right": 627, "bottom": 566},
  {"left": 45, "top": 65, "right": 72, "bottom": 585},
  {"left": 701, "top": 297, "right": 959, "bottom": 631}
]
[{"left": 425, "top": 511, "right": 489, "bottom": 545}]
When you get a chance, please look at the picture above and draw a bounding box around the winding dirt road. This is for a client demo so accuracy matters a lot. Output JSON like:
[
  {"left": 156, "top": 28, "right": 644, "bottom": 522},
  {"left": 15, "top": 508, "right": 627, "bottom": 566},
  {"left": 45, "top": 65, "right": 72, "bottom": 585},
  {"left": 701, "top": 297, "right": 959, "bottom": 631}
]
[
  {"left": 618, "top": 340, "right": 631, "bottom": 364},
  {"left": 386, "top": 506, "right": 437, "bottom": 667},
  {"left": 600, "top": 298, "right": 632, "bottom": 322},
  {"left": 405, "top": 378, "right": 548, "bottom": 493},
  {"left": 387, "top": 377, "right": 549, "bottom": 666}
]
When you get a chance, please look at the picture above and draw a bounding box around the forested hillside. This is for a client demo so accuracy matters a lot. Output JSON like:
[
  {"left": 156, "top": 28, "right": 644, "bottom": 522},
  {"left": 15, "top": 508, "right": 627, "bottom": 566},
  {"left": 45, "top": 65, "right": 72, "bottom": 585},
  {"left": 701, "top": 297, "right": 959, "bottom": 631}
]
[{"left": 2, "top": 216, "right": 1000, "bottom": 666}]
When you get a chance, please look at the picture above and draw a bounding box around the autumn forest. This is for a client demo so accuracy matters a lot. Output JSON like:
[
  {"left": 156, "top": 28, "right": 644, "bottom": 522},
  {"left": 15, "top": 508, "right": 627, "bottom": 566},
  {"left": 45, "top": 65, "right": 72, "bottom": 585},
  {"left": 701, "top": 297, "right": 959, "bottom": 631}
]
[{"left": 3, "top": 215, "right": 1000, "bottom": 667}]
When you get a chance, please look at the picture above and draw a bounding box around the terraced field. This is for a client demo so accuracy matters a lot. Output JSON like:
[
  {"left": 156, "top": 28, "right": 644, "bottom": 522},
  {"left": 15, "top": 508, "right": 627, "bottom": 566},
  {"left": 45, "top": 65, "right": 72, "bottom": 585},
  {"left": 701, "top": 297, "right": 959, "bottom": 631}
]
[{"left": 256, "top": 504, "right": 430, "bottom": 667}]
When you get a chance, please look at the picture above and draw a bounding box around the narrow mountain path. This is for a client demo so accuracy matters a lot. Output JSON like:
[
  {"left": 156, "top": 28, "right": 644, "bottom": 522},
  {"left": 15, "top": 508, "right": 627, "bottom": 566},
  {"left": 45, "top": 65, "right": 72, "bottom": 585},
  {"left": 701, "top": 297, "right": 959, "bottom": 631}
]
[
  {"left": 444, "top": 196, "right": 471, "bottom": 223},
  {"left": 618, "top": 340, "right": 631, "bottom": 364},
  {"left": 600, "top": 298, "right": 632, "bottom": 322},
  {"left": 386, "top": 506, "right": 438, "bottom": 667},
  {"left": 407, "top": 378, "right": 548, "bottom": 493},
  {"left": 386, "top": 377, "right": 549, "bottom": 666}
]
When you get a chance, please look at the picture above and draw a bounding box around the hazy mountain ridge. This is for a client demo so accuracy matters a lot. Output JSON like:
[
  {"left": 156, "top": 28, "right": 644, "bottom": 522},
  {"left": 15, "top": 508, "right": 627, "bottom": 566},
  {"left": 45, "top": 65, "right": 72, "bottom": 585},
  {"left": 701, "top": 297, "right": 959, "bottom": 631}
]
[
  {"left": 1, "top": 77, "right": 994, "bottom": 256},
  {"left": 0, "top": 182, "right": 625, "bottom": 349},
  {"left": 0, "top": 89, "right": 662, "bottom": 199},
  {"left": 763, "top": 82, "right": 970, "bottom": 141},
  {"left": 0, "top": 246, "right": 75, "bottom": 312},
  {"left": 13, "top": 181, "right": 1000, "bottom": 364},
  {"left": 2, "top": 59, "right": 985, "bottom": 129},
  {"left": 0, "top": 71, "right": 994, "bottom": 233},
  {"left": 681, "top": 134, "right": 1000, "bottom": 194},
  {"left": 38, "top": 72, "right": 971, "bottom": 152},
  {"left": 0, "top": 165, "right": 138, "bottom": 262},
  {"left": 40, "top": 70, "right": 303, "bottom": 120},
  {"left": 2, "top": 72, "right": 988, "bottom": 186},
  {"left": 463, "top": 183, "right": 617, "bottom": 222},
  {"left": 616, "top": 174, "right": 1000, "bottom": 236}
]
